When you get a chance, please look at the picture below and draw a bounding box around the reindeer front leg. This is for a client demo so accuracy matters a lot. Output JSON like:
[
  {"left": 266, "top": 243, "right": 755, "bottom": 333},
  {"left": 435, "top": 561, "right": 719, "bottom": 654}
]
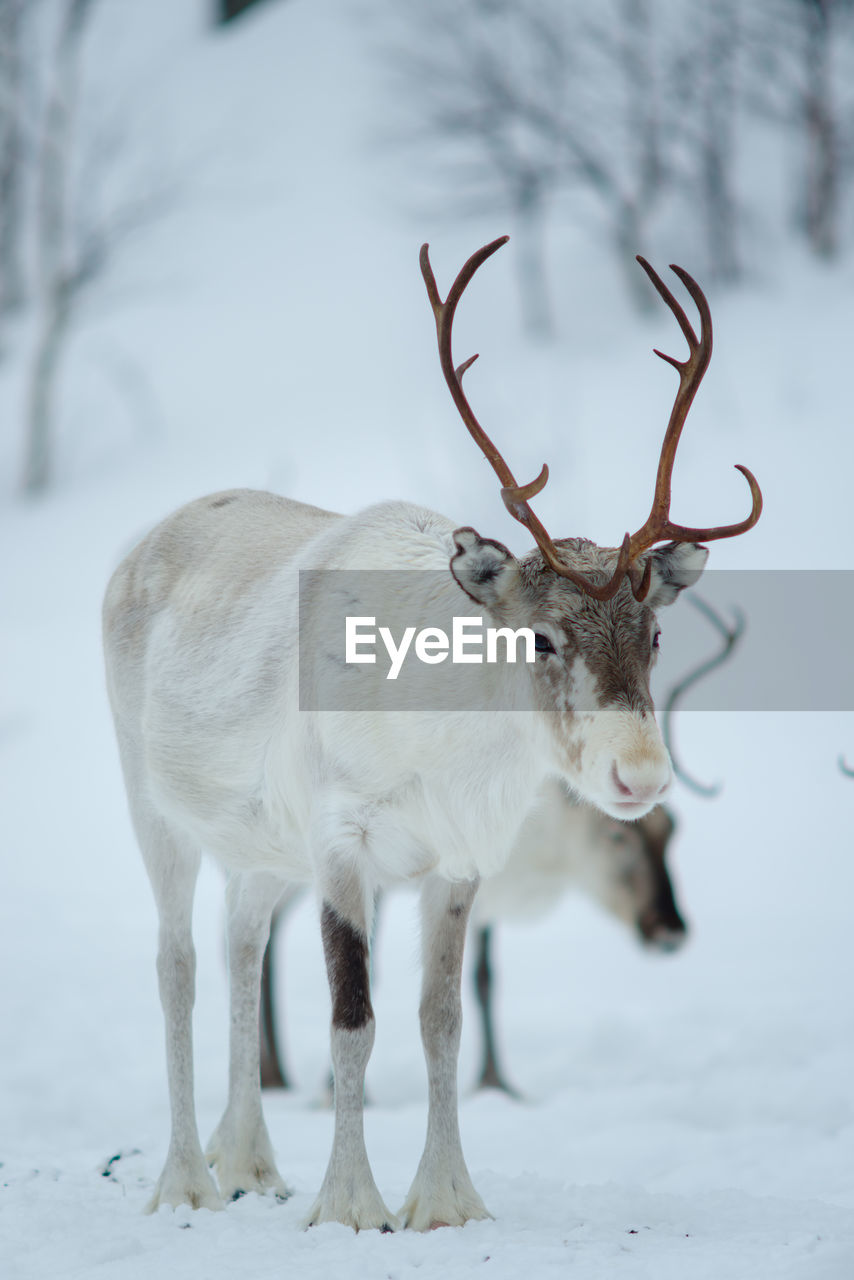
[
  {"left": 306, "top": 861, "right": 396, "bottom": 1231},
  {"left": 401, "top": 874, "right": 492, "bottom": 1231}
]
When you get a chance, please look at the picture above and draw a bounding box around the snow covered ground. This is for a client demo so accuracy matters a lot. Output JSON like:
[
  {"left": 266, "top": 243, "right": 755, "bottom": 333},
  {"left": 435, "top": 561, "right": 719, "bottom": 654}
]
[{"left": 2, "top": 3, "right": 853, "bottom": 1277}]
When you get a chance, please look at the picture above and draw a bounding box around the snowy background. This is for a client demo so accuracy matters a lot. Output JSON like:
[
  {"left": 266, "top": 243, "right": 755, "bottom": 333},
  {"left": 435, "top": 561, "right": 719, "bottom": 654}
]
[{"left": 1, "top": 2, "right": 853, "bottom": 1277}]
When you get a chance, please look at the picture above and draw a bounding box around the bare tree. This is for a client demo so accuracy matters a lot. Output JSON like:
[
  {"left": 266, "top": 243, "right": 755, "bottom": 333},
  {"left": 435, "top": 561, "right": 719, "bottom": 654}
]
[
  {"left": 663, "top": 2, "right": 744, "bottom": 282},
  {"left": 386, "top": 0, "right": 570, "bottom": 336},
  {"left": 564, "top": 0, "right": 670, "bottom": 308},
  {"left": 697, "top": 3, "right": 742, "bottom": 281},
  {"left": 0, "top": 0, "right": 28, "bottom": 334},
  {"left": 22, "top": 0, "right": 96, "bottom": 492},
  {"left": 385, "top": 0, "right": 679, "bottom": 319},
  {"left": 745, "top": 0, "right": 854, "bottom": 258},
  {"left": 798, "top": 0, "right": 853, "bottom": 256},
  {"left": 21, "top": 0, "right": 177, "bottom": 494}
]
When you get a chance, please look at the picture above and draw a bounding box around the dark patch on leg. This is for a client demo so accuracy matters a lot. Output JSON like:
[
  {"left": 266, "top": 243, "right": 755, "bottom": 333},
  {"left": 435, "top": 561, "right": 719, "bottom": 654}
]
[{"left": 321, "top": 902, "right": 373, "bottom": 1030}]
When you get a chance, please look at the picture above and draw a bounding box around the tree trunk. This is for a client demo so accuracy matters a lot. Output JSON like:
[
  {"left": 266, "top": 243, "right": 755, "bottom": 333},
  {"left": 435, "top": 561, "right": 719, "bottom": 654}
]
[
  {"left": 614, "top": 0, "right": 662, "bottom": 311},
  {"left": 22, "top": 0, "right": 95, "bottom": 493},
  {"left": 700, "top": 3, "right": 741, "bottom": 282},
  {"left": 22, "top": 288, "right": 71, "bottom": 494},
  {"left": 0, "top": 0, "right": 26, "bottom": 326},
  {"left": 512, "top": 183, "right": 555, "bottom": 340},
  {"left": 615, "top": 197, "right": 655, "bottom": 313},
  {"left": 802, "top": 1, "right": 839, "bottom": 258}
]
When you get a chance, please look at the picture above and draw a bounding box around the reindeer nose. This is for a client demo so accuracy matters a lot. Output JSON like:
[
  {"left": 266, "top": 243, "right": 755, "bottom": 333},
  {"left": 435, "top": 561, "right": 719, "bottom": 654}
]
[
  {"left": 637, "top": 897, "right": 688, "bottom": 948},
  {"left": 610, "top": 760, "right": 671, "bottom": 804},
  {"left": 639, "top": 920, "right": 688, "bottom": 953}
]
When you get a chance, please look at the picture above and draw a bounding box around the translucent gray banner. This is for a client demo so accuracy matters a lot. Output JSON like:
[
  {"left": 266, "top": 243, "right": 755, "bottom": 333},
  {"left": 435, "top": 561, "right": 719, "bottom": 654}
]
[{"left": 297, "top": 569, "right": 854, "bottom": 712}]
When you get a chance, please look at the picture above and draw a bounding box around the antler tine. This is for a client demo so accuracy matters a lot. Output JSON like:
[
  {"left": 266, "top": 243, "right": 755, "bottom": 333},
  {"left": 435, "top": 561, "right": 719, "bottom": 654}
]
[
  {"left": 420, "top": 238, "right": 516, "bottom": 492},
  {"left": 628, "top": 258, "right": 762, "bottom": 578},
  {"left": 420, "top": 238, "right": 630, "bottom": 602}
]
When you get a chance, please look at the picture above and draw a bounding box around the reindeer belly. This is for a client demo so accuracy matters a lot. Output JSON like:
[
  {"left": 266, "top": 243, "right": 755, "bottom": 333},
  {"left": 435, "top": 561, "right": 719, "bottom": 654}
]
[
  {"left": 378, "top": 777, "right": 537, "bottom": 885},
  {"left": 145, "top": 740, "right": 311, "bottom": 878}
]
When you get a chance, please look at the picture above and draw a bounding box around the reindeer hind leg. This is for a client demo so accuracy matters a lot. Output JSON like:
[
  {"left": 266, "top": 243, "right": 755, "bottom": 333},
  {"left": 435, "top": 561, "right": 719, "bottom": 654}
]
[{"left": 133, "top": 804, "right": 223, "bottom": 1213}]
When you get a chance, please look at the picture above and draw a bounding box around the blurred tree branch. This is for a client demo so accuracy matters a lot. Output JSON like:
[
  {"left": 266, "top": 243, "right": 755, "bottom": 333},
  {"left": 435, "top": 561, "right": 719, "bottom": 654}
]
[
  {"left": 383, "top": 1, "right": 687, "bottom": 319},
  {"left": 744, "top": 0, "right": 854, "bottom": 258},
  {"left": 0, "top": 0, "right": 27, "bottom": 340},
  {"left": 382, "top": 0, "right": 854, "bottom": 308},
  {"left": 20, "top": 0, "right": 180, "bottom": 495}
]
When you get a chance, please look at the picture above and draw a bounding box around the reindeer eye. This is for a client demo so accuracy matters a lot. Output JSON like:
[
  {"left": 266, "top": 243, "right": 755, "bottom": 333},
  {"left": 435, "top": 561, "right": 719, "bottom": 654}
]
[
  {"left": 534, "top": 633, "right": 556, "bottom": 655},
  {"left": 652, "top": 630, "right": 661, "bottom": 650}
]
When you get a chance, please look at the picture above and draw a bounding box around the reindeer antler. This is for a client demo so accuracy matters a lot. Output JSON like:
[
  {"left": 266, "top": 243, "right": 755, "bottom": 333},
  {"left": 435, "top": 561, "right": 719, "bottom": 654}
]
[
  {"left": 628, "top": 259, "right": 763, "bottom": 577},
  {"left": 662, "top": 594, "right": 746, "bottom": 796},
  {"left": 420, "top": 238, "right": 631, "bottom": 600},
  {"left": 420, "top": 239, "right": 763, "bottom": 604}
]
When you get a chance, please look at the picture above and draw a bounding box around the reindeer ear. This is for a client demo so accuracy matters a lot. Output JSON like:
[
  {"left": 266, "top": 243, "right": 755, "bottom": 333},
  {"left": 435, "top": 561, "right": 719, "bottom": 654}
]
[
  {"left": 644, "top": 542, "right": 708, "bottom": 609},
  {"left": 450, "top": 527, "right": 518, "bottom": 607}
]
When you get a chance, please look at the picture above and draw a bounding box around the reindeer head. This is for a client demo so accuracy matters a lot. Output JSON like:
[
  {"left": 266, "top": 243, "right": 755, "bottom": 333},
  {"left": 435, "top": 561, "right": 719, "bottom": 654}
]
[
  {"left": 565, "top": 796, "right": 687, "bottom": 950},
  {"left": 422, "top": 238, "right": 762, "bottom": 820}
]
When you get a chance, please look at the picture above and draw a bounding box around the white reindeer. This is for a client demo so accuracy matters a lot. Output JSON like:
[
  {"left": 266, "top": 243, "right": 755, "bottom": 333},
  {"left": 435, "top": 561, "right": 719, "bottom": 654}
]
[
  {"left": 257, "top": 786, "right": 685, "bottom": 1095},
  {"left": 260, "top": 597, "right": 749, "bottom": 1094},
  {"left": 470, "top": 785, "right": 684, "bottom": 1095},
  {"left": 102, "top": 237, "right": 761, "bottom": 1230}
]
